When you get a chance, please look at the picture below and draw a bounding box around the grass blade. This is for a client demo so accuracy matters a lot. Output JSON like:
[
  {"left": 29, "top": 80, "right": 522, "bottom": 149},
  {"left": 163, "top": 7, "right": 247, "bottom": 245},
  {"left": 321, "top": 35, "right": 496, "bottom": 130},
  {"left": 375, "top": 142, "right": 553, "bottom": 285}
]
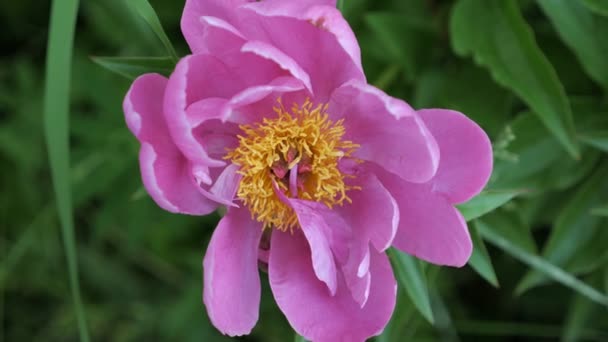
[
  {"left": 477, "top": 219, "right": 608, "bottom": 307},
  {"left": 129, "top": 0, "right": 179, "bottom": 62},
  {"left": 43, "top": 0, "right": 90, "bottom": 340}
]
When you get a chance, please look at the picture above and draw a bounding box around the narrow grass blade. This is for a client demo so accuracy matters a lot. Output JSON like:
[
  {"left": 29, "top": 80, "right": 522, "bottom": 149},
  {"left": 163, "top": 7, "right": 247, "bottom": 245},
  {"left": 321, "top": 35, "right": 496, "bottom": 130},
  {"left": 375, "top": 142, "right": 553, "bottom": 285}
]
[
  {"left": 477, "top": 220, "right": 608, "bottom": 307},
  {"left": 43, "top": 0, "right": 90, "bottom": 340},
  {"left": 129, "top": 0, "right": 179, "bottom": 62}
]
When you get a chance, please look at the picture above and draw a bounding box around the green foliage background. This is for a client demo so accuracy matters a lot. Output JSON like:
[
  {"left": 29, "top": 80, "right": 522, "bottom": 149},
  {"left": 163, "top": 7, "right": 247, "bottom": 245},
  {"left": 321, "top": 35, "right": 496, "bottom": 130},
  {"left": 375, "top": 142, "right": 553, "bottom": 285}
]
[{"left": 2, "top": 0, "right": 608, "bottom": 341}]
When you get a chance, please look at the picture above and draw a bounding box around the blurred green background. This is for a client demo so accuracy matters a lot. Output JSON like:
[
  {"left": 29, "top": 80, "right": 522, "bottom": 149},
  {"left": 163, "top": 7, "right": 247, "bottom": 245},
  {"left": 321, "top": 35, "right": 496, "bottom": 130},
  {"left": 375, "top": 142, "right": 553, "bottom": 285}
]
[{"left": 2, "top": 0, "right": 608, "bottom": 341}]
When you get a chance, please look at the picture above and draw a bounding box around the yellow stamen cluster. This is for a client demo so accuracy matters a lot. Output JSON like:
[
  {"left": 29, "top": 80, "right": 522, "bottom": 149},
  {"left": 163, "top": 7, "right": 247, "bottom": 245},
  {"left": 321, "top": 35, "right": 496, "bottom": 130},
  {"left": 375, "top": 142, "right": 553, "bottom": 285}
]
[{"left": 225, "top": 99, "right": 359, "bottom": 231}]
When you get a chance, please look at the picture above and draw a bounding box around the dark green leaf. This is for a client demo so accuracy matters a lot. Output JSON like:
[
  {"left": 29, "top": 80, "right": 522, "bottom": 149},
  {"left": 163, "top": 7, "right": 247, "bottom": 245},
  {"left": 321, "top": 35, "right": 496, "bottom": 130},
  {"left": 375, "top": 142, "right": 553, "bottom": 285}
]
[
  {"left": 517, "top": 162, "right": 608, "bottom": 294},
  {"left": 388, "top": 248, "right": 434, "bottom": 324},
  {"left": 128, "top": 0, "right": 179, "bottom": 62},
  {"left": 458, "top": 189, "right": 524, "bottom": 221},
  {"left": 582, "top": 0, "right": 608, "bottom": 16},
  {"left": 91, "top": 56, "right": 175, "bottom": 80},
  {"left": 451, "top": 0, "right": 579, "bottom": 158},
  {"left": 468, "top": 222, "right": 499, "bottom": 287},
  {"left": 537, "top": 0, "right": 608, "bottom": 89}
]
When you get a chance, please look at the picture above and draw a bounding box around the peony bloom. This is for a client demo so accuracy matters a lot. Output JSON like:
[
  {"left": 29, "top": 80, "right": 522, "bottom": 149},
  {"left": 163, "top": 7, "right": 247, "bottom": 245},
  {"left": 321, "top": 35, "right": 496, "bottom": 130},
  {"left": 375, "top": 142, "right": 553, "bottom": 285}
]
[{"left": 122, "top": 0, "right": 492, "bottom": 341}]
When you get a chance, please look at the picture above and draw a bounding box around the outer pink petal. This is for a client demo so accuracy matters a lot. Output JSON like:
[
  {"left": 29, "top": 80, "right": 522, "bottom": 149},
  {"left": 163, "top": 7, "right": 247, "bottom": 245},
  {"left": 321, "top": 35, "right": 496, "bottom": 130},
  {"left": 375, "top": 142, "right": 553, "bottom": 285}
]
[
  {"left": 330, "top": 80, "right": 440, "bottom": 183},
  {"left": 242, "top": 2, "right": 361, "bottom": 70},
  {"left": 182, "top": 0, "right": 247, "bottom": 53},
  {"left": 269, "top": 231, "right": 397, "bottom": 342},
  {"left": 377, "top": 168, "right": 473, "bottom": 267},
  {"left": 419, "top": 109, "right": 493, "bottom": 204},
  {"left": 203, "top": 207, "right": 263, "bottom": 336},
  {"left": 123, "top": 74, "right": 216, "bottom": 215}
]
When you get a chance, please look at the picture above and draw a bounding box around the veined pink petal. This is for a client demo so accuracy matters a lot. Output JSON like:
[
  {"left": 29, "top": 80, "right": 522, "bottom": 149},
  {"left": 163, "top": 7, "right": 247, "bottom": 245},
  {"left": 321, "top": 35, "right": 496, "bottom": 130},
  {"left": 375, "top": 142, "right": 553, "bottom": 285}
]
[
  {"left": 419, "top": 109, "right": 493, "bottom": 204},
  {"left": 269, "top": 231, "right": 397, "bottom": 342},
  {"left": 203, "top": 207, "right": 263, "bottom": 336},
  {"left": 377, "top": 167, "right": 473, "bottom": 267},
  {"left": 123, "top": 74, "right": 216, "bottom": 215},
  {"left": 330, "top": 80, "right": 440, "bottom": 183}
]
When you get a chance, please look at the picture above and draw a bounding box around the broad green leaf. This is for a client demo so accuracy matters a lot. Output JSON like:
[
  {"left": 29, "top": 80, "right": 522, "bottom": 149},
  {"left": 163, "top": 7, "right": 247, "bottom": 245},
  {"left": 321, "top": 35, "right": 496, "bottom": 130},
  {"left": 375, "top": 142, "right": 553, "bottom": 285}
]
[
  {"left": 537, "top": 0, "right": 608, "bottom": 89},
  {"left": 450, "top": 0, "right": 579, "bottom": 158},
  {"left": 517, "top": 162, "right": 608, "bottom": 294},
  {"left": 43, "top": 0, "right": 90, "bottom": 340},
  {"left": 468, "top": 222, "right": 499, "bottom": 287},
  {"left": 582, "top": 0, "right": 608, "bottom": 16},
  {"left": 294, "top": 334, "right": 307, "bottom": 342},
  {"left": 388, "top": 249, "right": 434, "bottom": 324},
  {"left": 128, "top": 0, "right": 179, "bottom": 62},
  {"left": 91, "top": 56, "right": 175, "bottom": 80},
  {"left": 457, "top": 189, "right": 524, "bottom": 221},
  {"left": 477, "top": 215, "right": 608, "bottom": 307}
]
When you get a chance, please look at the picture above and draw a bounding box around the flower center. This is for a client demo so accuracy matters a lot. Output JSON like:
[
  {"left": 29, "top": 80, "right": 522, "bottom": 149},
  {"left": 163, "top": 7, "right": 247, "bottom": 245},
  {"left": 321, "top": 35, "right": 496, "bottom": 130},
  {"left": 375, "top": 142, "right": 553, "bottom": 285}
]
[{"left": 226, "top": 99, "right": 359, "bottom": 231}]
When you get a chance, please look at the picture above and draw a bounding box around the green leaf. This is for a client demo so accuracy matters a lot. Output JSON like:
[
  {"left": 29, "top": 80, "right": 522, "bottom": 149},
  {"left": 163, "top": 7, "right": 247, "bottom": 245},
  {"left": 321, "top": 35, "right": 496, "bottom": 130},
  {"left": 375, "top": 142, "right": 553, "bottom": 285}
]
[
  {"left": 582, "top": 0, "right": 608, "bottom": 17},
  {"left": 43, "top": 0, "right": 90, "bottom": 340},
  {"left": 457, "top": 189, "right": 524, "bottom": 221},
  {"left": 477, "top": 215, "right": 608, "bottom": 307},
  {"left": 128, "top": 0, "right": 179, "bottom": 62},
  {"left": 517, "top": 162, "right": 608, "bottom": 294},
  {"left": 537, "top": 0, "right": 608, "bottom": 89},
  {"left": 294, "top": 333, "right": 308, "bottom": 342},
  {"left": 562, "top": 275, "right": 602, "bottom": 342},
  {"left": 450, "top": 0, "right": 579, "bottom": 158},
  {"left": 388, "top": 249, "right": 434, "bottom": 324},
  {"left": 591, "top": 203, "right": 608, "bottom": 216},
  {"left": 91, "top": 56, "right": 175, "bottom": 80},
  {"left": 468, "top": 222, "right": 499, "bottom": 287},
  {"left": 365, "top": 12, "right": 436, "bottom": 81},
  {"left": 579, "top": 130, "right": 608, "bottom": 152}
]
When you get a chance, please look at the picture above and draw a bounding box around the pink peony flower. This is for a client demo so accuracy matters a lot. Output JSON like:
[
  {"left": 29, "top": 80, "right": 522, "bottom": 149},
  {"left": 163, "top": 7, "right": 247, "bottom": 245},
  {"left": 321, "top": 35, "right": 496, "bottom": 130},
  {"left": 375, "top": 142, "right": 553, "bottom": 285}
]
[{"left": 122, "top": 0, "right": 492, "bottom": 340}]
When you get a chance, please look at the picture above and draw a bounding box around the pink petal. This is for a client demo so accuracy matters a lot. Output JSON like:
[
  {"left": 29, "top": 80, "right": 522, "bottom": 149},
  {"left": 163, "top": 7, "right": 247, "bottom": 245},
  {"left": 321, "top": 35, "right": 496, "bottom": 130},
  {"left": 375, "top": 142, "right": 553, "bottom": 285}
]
[
  {"left": 197, "top": 164, "right": 241, "bottom": 207},
  {"left": 330, "top": 80, "right": 440, "bottom": 183},
  {"left": 288, "top": 199, "right": 342, "bottom": 295},
  {"left": 339, "top": 171, "right": 399, "bottom": 252},
  {"left": 378, "top": 168, "right": 473, "bottom": 267},
  {"left": 241, "top": 41, "right": 313, "bottom": 94},
  {"left": 269, "top": 231, "right": 397, "bottom": 342},
  {"left": 163, "top": 54, "right": 285, "bottom": 166},
  {"left": 181, "top": 0, "right": 247, "bottom": 53},
  {"left": 419, "top": 109, "right": 493, "bottom": 204},
  {"left": 123, "top": 74, "right": 216, "bottom": 215},
  {"left": 203, "top": 207, "right": 263, "bottom": 336},
  {"left": 242, "top": 1, "right": 361, "bottom": 71}
]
